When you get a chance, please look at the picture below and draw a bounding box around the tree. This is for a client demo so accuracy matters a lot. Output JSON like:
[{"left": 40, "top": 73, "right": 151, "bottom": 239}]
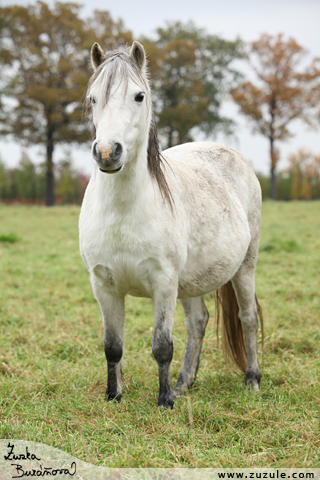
[
  {"left": 0, "top": 2, "right": 132, "bottom": 205},
  {"left": 12, "top": 150, "right": 39, "bottom": 200},
  {"left": 287, "top": 149, "right": 320, "bottom": 200},
  {"left": 0, "top": 151, "right": 89, "bottom": 203},
  {"left": 56, "top": 154, "right": 88, "bottom": 204},
  {"left": 0, "top": 156, "right": 10, "bottom": 199},
  {"left": 142, "top": 22, "right": 243, "bottom": 148},
  {"left": 231, "top": 34, "right": 320, "bottom": 199}
]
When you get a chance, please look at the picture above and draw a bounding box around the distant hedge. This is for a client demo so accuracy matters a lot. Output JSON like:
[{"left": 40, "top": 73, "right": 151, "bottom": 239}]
[{"left": 0, "top": 153, "right": 88, "bottom": 205}]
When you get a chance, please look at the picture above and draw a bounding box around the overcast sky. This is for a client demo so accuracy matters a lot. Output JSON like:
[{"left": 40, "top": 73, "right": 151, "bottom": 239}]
[{"left": 1, "top": 0, "right": 319, "bottom": 174}]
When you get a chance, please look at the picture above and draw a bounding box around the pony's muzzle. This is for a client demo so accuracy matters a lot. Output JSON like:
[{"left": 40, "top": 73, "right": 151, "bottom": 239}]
[{"left": 92, "top": 140, "right": 123, "bottom": 173}]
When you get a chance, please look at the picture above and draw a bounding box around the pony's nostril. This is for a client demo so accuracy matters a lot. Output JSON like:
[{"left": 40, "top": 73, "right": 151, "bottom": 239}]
[
  {"left": 92, "top": 140, "right": 99, "bottom": 160},
  {"left": 113, "top": 143, "right": 122, "bottom": 160}
]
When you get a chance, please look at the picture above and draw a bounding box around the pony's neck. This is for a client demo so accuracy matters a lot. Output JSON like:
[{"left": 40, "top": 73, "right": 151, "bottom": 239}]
[{"left": 95, "top": 139, "right": 152, "bottom": 211}]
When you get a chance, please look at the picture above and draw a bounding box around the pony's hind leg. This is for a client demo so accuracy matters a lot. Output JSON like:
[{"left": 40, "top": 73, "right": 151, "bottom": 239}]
[
  {"left": 91, "top": 272, "right": 125, "bottom": 401},
  {"left": 173, "top": 296, "right": 209, "bottom": 396},
  {"left": 231, "top": 259, "right": 261, "bottom": 391}
]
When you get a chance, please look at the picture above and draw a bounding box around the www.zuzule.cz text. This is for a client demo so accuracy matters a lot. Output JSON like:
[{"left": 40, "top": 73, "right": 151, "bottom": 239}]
[{"left": 218, "top": 472, "right": 314, "bottom": 479}]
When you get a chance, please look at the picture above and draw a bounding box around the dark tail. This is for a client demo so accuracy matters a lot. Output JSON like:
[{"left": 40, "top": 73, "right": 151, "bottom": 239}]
[
  {"left": 255, "top": 293, "right": 264, "bottom": 355},
  {"left": 215, "top": 281, "right": 264, "bottom": 373},
  {"left": 215, "top": 281, "right": 247, "bottom": 373}
]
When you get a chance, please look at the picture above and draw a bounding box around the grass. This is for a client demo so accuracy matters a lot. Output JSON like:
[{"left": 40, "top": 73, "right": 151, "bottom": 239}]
[
  {"left": 0, "top": 201, "right": 319, "bottom": 468},
  {"left": 0, "top": 232, "right": 20, "bottom": 243}
]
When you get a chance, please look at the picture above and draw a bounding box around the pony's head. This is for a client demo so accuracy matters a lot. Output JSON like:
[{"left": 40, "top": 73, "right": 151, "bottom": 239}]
[
  {"left": 86, "top": 41, "right": 173, "bottom": 206},
  {"left": 86, "top": 41, "right": 151, "bottom": 174}
]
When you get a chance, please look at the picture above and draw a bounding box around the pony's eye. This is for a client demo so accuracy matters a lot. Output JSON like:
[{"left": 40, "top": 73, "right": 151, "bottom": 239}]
[
  {"left": 90, "top": 96, "right": 96, "bottom": 105},
  {"left": 135, "top": 92, "right": 145, "bottom": 103}
]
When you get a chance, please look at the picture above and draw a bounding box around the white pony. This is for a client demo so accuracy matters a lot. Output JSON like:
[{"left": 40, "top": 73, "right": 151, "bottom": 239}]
[{"left": 79, "top": 41, "right": 263, "bottom": 408}]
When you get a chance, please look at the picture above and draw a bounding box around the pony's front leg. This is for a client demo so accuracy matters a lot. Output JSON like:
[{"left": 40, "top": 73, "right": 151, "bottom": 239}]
[
  {"left": 152, "top": 288, "right": 177, "bottom": 408},
  {"left": 91, "top": 273, "right": 125, "bottom": 402},
  {"left": 173, "top": 296, "right": 209, "bottom": 396}
]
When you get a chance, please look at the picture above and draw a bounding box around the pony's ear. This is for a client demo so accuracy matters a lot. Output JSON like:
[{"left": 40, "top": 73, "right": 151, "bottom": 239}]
[
  {"left": 130, "top": 41, "right": 146, "bottom": 72},
  {"left": 91, "top": 42, "right": 106, "bottom": 70}
]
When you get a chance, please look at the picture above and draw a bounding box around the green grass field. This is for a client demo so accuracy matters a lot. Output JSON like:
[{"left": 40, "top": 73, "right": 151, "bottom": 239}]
[{"left": 0, "top": 202, "right": 319, "bottom": 467}]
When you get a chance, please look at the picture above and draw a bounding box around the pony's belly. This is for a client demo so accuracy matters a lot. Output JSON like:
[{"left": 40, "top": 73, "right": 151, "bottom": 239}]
[
  {"left": 178, "top": 261, "right": 239, "bottom": 298},
  {"left": 178, "top": 225, "right": 251, "bottom": 298}
]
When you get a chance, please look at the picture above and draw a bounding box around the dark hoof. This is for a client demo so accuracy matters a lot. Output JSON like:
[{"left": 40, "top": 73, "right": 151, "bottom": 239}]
[
  {"left": 246, "top": 369, "right": 261, "bottom": 392},
  {"left": 158, "top": 392, "right": 174, "bottom": 409},
  {"left": 105, "top": 389, "right": 122, "bottom": 402}
]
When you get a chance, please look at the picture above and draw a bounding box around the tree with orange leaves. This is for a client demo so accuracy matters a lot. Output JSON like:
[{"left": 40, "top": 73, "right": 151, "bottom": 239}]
[
  {"left": 287, "top": 149, "right": 320, "bottom": 200},
  {"left": 231, "top": 34, "right": 320, "bottom": 199}
]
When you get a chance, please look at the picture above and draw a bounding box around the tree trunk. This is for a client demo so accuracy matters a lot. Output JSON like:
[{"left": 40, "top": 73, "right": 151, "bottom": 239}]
[
  {"left": 45, "top": 136, "right": 54, "bottom": 206},
  {"left": 167, "top": 127, "right": 173, "bottom": 149},
  {"left": 270, "top": 166, "right": 277, "bottom": 200},
  {"left": 269, "top": 137, "right": 277, "bottom": 200}
]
